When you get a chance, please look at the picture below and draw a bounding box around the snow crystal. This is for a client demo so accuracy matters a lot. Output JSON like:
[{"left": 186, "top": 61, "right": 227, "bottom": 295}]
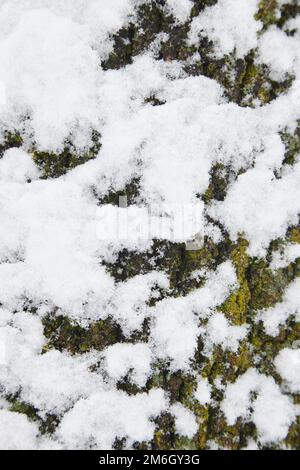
[
  {"left": 0, "top": 317, "right": 102, "bottom": 416},
  {"left": 0, "top": 176, "right": 116, "bottom": 319}
]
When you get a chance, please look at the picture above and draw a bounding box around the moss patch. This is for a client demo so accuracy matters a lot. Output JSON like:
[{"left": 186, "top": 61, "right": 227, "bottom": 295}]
[{"left": 42, "top": 314, "right": 123, "bottom": 354}]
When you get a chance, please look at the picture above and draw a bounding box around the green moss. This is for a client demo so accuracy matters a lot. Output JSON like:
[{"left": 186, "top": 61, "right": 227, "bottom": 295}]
[
  {"left": 97, "top": 177, "right": 140, "bottom": 206},
  {"left": 281, "top": 123, "right": 300, "bottom": 166},
  {"left": 202, "top": 163, "right": 231, "bottom": 203},
  {"left": 284, "top": 416, "right": 300, "bottom": 450},
  {"left": 228, "top": 51, "right": 293, "bottom": 107},
  {"left": 185, "top": 238, "right": 219, "bottom": 270},
  {"left": 153, "top": 412, "right": 176, "bottom": 450},
  {"left": 149, "top": 370, "right": 210, "bottom": 449},
  {"left": 0, "top": 131, "right": 23, "bottom": 157},
  {"left": 248, "top": 260, "right": 290, "bottom": 310},
  {"left": 102, "top": 0, "right": 293, "bottom": 110},
  {"left": 251, "top": 320, "right": 300, "bottom": 376},
  {"left": 220, "top": 239, "right": 251, "bottom": 324},
  {"left": 148, "top": 368, "right": 196, "bottom": 404},
  {"left": 103, "top": 240, "right": 182, "bottom": 284},
  {"left": 8, "top": 397, "right": 59, "bottom": 434},
  {"left": 190, "top": 1, "right": 218, "bottom": 18},
  {"left": 223, "top": 282, "right": 249, "bottom": 324},
  {"left": 104, "top": 234, "right": 227, "bottom": 298},
  {"left": 103, "top": 2, "right": 175, "bottom": 70},
  {"left": 8, "top": 398, "right": 60, "bottom": 434},
  {"left": 255, "top": 0, "right": 279, "bottom": 29},
  {"left": 277, "top": 0, "right": 300, "bottom": 29},
  {"left": 9, "top": 400, "right": 37, "bottom": 421},
  {"left": 289, "top": 226, "right": 300, "bottom": 244},
  {"left": 200, "top": 342, "right": 252, "bottom": 389},
  {"left": 42, "top": 314, "right": 123, "bottom": 354},
  {"left": 144, "top": 95, "right": 166, "bottom": 106},
  {"left": 32, "top": 131, "right": 101, "bottom": 178},
  {"left": 116, "top": 377, "right": 146, "bottom": 396}
]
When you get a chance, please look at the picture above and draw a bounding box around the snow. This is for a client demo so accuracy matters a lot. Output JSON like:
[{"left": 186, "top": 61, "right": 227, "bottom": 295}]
[
  {"left": 194, "top": 377, "right": 212, "bottom": 405},
  {"left": 211, "top": 161, "right": 300, "bottom": 257},
  {"left": 0, "top": 410, "right": 40, "bottom": 450},
  {"left": 149, "top": 261, "right": 236, "bottom": 370},
  {"left": 205, "top": 312, "right": 247, "bottom": 353},
  {"left": 0, "top": 315, "right": 101, "bottom": 416},
  {"left": 102, "top": 342, "right": 152, "bottom": 387},
  {"left": 274, "top": 348, "right": 300, "bottom": 393},
  {"left": 258, "top": 26, "right": 300, "bottom": 81},
  {"left": 258, "top": 278, "right": 300, "bottom": 336},
  {"left": 165, "top": 0, "right": 193, "bottom": 23},
  {"left": 188, "top": 0, "right": 261, "bottom": 58},
  {"left": 170, "top": 403, "right": 198, "bottom": 438},
  {"left": 221, "top": 369, "right": 297, "bottom": 445},
  {"left": 0, "top": 8, "right": 100, "bottom": 150},
  {"left": 270, "top": 243, "right": 300, "bottom": 270},
  {"left": 0, "top": 0, "right": 299, "bottom": 450},
  {"left": 0, "top": 148, "right": 40, "bottom": 183},
  {"left": 57, "top": 388, "right": 168, "bottom": 449},
  {"left": 107, "top": 272, "right": 169, "bottom": 335}
]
